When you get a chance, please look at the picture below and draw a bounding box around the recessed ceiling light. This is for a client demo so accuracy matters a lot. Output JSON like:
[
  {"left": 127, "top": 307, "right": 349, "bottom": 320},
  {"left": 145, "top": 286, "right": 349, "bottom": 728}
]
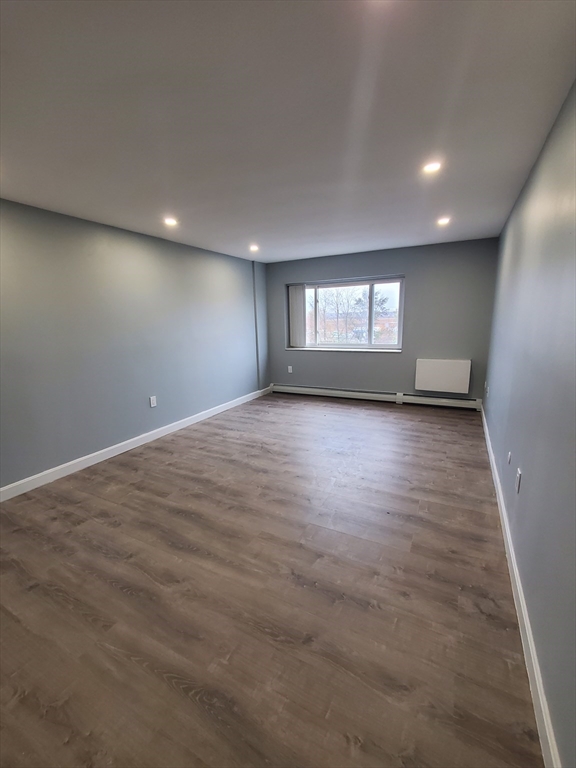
[
  {"left": 423, "top": 161, "right": 442, "bottom": 174},
  {"left": 249, "top": 244, "right": 259, "bottom": 252},
  {"left": 163, "top": 216, "right": 178, "bottom": 227},
  {"left": 437, "top": 216, "right": 451, "bottom": 226}
]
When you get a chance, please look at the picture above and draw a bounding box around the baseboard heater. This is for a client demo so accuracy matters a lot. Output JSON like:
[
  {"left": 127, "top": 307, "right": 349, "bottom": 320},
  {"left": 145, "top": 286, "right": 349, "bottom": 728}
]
[{"left": 270, "top": 384, "right": 482, "bottom": 410}]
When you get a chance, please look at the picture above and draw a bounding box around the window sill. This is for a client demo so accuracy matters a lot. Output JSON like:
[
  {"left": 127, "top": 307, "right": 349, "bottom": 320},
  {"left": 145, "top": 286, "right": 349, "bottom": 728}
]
[{"left": 285, "top": 347, "right": 402, "bottom": 353}]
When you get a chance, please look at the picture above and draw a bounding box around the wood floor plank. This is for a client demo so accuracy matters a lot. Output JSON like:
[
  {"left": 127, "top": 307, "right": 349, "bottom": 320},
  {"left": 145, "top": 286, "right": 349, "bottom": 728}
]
[{"left": 0, "top": 394, "right": 543, "bottom": 767}]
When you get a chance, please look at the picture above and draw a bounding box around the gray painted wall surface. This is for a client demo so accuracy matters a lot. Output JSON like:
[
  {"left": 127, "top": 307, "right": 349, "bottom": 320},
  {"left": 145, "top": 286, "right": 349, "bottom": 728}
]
[
  {"left": 0, "top": 200, "right": 264, "bottom": 487},
  {"left": 266, "top": 239, "right": 498, "bottom": 399},
  {"left": 485, "top": 85, "right": 576, "bottom": 768},
  {"left": 253, "top": 260, "right": 269, "bottom": 389}
]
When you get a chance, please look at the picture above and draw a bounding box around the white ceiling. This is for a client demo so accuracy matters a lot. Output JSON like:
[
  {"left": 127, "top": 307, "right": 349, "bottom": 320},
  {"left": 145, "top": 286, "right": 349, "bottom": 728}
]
[{"left": 1, "top": 0, "right": 575, "bottom": 263}]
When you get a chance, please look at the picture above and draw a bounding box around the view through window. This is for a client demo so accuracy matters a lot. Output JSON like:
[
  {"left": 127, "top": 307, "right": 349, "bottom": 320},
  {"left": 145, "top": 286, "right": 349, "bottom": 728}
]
[{"left": 299, "top": 278, "right": 404, "bottom": 348}]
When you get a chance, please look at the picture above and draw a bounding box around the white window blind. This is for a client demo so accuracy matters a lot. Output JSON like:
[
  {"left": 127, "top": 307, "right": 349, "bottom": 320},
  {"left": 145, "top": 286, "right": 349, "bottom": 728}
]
[{"left": 288, "top": 284, "right": 307, "bottom": 347}]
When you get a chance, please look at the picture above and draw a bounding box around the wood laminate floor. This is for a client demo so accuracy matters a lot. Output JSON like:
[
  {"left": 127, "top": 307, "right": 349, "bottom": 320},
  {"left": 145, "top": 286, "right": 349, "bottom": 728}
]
[{"left": 0, "top": 394, "right": 543, "bottom": 768}]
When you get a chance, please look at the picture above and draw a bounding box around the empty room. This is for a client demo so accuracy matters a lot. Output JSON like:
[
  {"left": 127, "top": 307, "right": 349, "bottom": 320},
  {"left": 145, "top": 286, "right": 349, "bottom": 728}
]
[{"left": 0, "top": 1, "right": 575, "bottom": 767}]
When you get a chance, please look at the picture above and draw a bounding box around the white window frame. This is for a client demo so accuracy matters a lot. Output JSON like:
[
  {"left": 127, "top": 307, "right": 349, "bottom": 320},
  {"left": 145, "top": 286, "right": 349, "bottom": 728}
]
[{"left": 288, "top": 276, "right": 405, "bottom": 351}]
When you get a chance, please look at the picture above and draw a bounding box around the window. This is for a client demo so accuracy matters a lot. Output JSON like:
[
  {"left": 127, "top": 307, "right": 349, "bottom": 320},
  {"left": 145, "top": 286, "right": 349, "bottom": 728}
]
[{"left": 288, "top": 277, "right": 404, "bottom": 350}]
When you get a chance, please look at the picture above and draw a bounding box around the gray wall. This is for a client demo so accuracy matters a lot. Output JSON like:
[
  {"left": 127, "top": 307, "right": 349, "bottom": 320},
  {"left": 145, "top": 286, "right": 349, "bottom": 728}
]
[
  {"left": 253, "top": 260, "right": 269, "bottom": 389},
  {"left": 0, "top": 200, "right": 266, "bottom": 488},
  {"left": 266, "top": 239, "right": 499, "bottom": 399},
  {"left": 485, "top": 84, "right": 575, "bottom": 768}
]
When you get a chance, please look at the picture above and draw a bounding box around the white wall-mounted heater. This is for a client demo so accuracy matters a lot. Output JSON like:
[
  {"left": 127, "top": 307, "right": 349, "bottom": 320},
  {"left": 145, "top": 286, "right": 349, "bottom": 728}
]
[{"left": 415, "top": 359, "right": 471, "bottom": 394}]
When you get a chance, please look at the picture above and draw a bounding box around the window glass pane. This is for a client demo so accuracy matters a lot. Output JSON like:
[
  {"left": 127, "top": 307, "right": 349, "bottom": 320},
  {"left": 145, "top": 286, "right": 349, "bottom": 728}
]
[
  {"left": 317, "top": 285, "right": 369, "bottom": 345},
  {"left": 373, "top": 281, "right": 400, "bottom": 345},
  {"left": 305, "top": 288, "right": 316, "bottom": 345}
]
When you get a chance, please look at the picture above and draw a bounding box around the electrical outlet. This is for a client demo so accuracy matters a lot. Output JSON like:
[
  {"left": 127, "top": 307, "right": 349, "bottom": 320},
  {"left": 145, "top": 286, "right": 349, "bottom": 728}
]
[
  {"left": 515, "top": 468, "right": 522, "bottom": 493},
  {"left": 485, "top": 385, "right": 489, "bottom": 397},
  {"left": 288, "top": 366, "right": 293, "bottom": 373},
  {"left": 149, "top": 396, "right": 157, "bottom": 407},
  {"left": 507, "top": 452, "right": 512, "bottom": 464}
]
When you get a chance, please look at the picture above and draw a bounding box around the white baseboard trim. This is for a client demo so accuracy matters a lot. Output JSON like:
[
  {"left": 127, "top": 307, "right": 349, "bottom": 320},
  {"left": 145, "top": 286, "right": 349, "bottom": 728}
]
[
  {"left": 271, "top": 384, "right": 482, "bottom": 410},
  {"left": 481, "top": 408, "right": 561, "bottom": 768},
  {"left": 0, "top": 386, "right": 271, "bottom": 503}
]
